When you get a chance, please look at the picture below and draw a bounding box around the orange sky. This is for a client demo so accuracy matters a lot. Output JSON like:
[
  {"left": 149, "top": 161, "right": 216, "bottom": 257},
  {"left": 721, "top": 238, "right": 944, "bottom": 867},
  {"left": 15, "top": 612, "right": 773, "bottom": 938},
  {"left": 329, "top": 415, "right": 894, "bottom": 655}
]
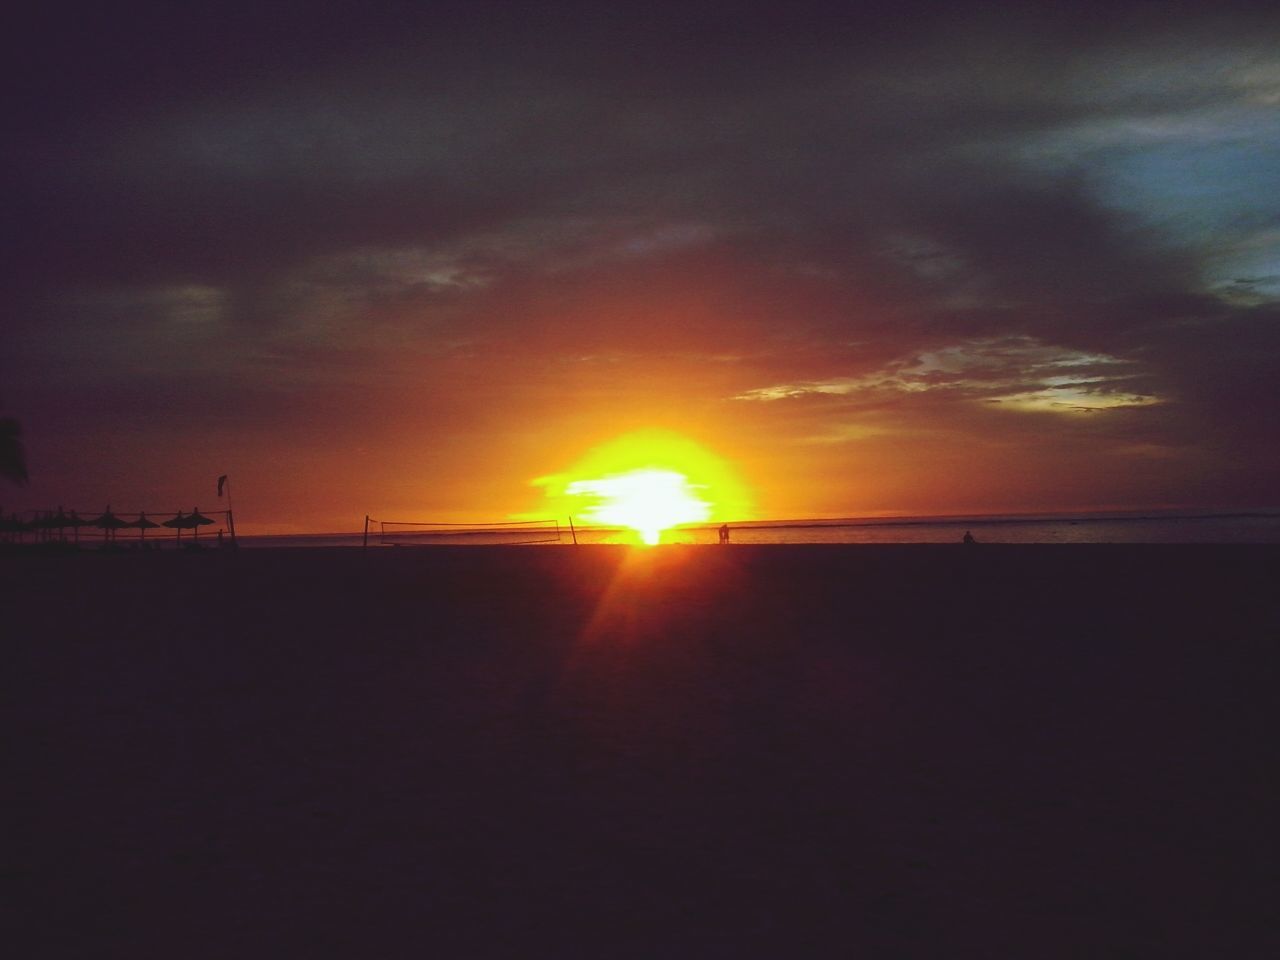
[{"left": 4, "top": 6, "right": 1278, "bottom": 532}]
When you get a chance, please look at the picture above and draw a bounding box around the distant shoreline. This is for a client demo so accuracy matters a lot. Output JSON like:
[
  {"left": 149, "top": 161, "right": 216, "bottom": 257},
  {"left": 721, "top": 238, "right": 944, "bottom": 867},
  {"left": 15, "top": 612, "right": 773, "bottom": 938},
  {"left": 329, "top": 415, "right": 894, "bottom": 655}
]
[
  {"left": 242, "top": 508, "right": 1280, "bottom": 541},
  {"left": 720, "top": 508, "right": 1280, "bottom": 530},
  {"left": 235, "top": 510, "right": 1280, "bottom": 547}
]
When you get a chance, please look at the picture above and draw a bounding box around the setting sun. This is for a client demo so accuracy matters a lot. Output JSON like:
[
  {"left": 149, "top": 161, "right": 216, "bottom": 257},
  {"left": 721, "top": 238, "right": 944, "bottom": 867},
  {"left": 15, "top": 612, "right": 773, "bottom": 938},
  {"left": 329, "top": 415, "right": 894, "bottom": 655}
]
[
  {"left": 532, "top": 430, "right": 753, "bottom": 544},
  {"left": 567, "top": 469, "right": 710, "bottom": 544}
]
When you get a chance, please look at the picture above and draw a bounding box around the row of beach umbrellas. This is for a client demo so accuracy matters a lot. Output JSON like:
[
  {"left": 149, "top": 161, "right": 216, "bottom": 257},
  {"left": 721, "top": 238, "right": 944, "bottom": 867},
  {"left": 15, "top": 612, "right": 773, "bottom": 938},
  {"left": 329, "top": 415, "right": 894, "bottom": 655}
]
[{"left": 1, "top": 507, "right": 216, "bottom": 544}]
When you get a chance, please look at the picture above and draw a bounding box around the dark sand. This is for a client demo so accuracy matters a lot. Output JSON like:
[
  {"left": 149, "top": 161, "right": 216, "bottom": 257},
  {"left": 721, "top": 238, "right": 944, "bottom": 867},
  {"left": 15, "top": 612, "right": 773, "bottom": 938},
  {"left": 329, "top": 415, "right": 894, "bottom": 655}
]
[{"left": 7, "top": 544, "right": 1279, "bottom": 957}]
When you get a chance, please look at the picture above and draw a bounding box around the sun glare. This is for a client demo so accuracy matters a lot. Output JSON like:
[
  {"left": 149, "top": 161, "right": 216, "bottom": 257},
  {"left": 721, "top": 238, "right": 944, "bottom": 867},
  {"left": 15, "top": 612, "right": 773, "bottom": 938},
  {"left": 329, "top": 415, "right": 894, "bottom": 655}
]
[
  {"left": 567, "top": 469, "right": 711, "bottom": 544},
  {"left": 532, "top": 430, "right": 753, "bottom": 544}
]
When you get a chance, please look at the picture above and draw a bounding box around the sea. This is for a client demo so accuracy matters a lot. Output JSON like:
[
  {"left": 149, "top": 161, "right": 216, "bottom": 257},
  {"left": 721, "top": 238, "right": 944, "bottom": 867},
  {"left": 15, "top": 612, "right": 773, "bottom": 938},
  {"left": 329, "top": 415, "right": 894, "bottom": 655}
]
[{"left": 239, "top": 510, "right": 1280, "bottom": 548}]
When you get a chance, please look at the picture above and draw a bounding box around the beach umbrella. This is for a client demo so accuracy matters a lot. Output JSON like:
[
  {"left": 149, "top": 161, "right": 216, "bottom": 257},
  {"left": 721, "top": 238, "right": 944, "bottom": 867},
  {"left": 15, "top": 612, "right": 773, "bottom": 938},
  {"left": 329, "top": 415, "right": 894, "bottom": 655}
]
[
  {"left": 0, "top": 510, "right": 30, "bottom": 540},
  {"left": 90, "top": 507, "right": 129, "bottom": 544},
  {"left": 50, "top": 506, "right": 69, "bottom": 541},
  {"left": 27, "top": 508, "right": 71, "bottom": 541},
  {"left": 64, "top": 510, "right": 93, "bottom": 545},
  {"left": 121, "top": 512, "right": 160, "bottom": 543},
  {"left": 187, "top": 508, "right": 214, "bottom": 541},
  {"left": 162, "top": 510, "right": 188, "bottom": 544},
  {"left": 28, "top": 510, "right": 56, "bottom": 542},
  {"left": 163, "top": 508, "right": 215, "bottom": 546}
]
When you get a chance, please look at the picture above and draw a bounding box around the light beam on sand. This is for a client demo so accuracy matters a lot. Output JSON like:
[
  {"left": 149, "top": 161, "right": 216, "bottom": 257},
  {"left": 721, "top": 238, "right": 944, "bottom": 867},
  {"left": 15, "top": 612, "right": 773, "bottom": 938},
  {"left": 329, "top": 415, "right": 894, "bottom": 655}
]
[{"left": 531, "top": 430, "right": 753, "bottom": 545}]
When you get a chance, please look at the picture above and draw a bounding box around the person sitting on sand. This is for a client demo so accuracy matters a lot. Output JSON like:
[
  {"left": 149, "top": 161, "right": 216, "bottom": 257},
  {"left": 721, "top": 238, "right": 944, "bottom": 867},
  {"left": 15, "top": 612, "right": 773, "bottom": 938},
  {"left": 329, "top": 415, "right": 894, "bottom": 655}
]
[{"left": 963, "top": 530, "right": 976, "bottom": 544}]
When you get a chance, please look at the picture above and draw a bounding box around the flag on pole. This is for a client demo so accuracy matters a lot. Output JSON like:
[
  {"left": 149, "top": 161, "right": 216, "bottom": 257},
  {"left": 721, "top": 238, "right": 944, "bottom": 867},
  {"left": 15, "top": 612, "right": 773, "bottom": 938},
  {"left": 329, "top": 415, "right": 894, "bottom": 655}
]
[{"left": 217, "top": 475, "right": 227, "bottom": 497}]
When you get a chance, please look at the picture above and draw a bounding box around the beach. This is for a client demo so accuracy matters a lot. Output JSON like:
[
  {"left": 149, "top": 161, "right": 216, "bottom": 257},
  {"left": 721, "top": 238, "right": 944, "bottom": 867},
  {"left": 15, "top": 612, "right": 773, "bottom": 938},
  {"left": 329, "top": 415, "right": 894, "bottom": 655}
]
[{"left": 7, "top": 544, "right": 1279, "bottom": 957}]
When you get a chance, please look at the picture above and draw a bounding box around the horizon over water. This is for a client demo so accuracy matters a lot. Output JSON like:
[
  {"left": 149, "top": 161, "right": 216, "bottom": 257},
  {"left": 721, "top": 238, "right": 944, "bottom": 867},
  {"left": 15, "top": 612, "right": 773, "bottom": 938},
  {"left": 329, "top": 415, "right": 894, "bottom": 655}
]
[{"left": 242, "top": 509, "right": 1280, "bottom": 548}]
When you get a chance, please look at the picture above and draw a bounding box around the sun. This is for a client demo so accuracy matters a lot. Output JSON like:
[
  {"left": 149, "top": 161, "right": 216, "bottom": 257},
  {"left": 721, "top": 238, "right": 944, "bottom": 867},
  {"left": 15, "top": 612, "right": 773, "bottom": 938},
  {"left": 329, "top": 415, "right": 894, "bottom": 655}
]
[
  {"left": 566, "top": 468, "right": 711, "bottom": 545},
  {"left": 531, "top": 430, "right": 753, "bottom": 545}
]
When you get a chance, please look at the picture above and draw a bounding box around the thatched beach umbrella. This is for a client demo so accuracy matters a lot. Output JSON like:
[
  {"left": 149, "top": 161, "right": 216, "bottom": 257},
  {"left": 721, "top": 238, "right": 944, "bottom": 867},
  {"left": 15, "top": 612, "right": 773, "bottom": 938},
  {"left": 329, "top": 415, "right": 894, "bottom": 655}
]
[
  {"left": 122, "top": 512, "right": 160, "bottom": 543},
  {"left": 163, "top": 510, "right": 188, "bottom": 545},
  {"left": 187, "top": 508, "right": 214, "bottom": 542},
  {"left": 25, "top": 509, "right": 68, "bottom": 541},
  {"left": 64, "top": 510, "right": 93, "bottom": 545},
  {"left": 28, "top": 510, "right": 57, "bottom": 542},
  {"left": 162, "top": 509, "right": 214, "bottom": 545},
  {"left": 90, "top": 507, "right": 129, "bottom": 544},
  {"left": 0, "top": 510, "right": 30, "bottom": 542},
  {"left": 49, "top": 507, "right": 71, "bottom": 541}
]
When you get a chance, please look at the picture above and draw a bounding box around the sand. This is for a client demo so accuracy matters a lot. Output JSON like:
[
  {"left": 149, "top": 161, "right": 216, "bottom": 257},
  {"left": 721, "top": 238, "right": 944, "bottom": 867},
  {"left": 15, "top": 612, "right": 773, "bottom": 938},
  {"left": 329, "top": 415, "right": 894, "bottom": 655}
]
[{"left": 7, "top": 544, "right": 1279, "bottom": 957}]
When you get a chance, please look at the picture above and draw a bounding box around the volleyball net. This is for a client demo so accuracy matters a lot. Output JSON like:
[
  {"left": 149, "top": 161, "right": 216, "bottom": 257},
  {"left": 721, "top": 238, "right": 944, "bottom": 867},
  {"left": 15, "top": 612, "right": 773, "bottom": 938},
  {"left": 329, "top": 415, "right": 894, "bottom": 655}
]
[{"left": 364, "top": 516, "right": 564, "bottom": 547}]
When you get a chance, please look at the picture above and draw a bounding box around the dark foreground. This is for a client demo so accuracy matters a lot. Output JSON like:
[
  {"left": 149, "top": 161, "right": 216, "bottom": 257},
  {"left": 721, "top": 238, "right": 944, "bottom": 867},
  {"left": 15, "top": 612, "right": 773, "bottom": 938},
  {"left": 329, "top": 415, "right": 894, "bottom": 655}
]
[{"left": 7, "top": 545, "right": 1280, "bottom": 957}]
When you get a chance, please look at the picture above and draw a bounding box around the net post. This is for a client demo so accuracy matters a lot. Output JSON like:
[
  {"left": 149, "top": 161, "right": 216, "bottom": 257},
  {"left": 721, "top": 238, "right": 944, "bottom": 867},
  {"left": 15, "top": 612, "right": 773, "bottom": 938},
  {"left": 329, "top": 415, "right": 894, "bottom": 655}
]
[
  {"left": 225, "top": 478, "right": 236, "bottom": 545},
  {"left": 363, "top": 515, "right": 370, "bottom": 552},
  {"left": 568, "top": 516, "right": 577, "bottom": 545}
]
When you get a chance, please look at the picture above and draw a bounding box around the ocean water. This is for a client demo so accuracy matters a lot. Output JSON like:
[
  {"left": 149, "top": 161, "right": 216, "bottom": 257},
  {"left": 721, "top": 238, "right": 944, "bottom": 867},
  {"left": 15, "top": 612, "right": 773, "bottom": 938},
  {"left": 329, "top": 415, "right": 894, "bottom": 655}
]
[{"left": 240, "top": 511, "right": 1280, "bottom": 548}]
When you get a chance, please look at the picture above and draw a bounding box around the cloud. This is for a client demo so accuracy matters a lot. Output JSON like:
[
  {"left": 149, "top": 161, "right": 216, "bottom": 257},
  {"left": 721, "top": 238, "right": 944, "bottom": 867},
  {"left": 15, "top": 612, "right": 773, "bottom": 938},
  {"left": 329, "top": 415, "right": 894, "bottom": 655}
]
[{"left": 733, "top": 335, "right": 1159, "bottom": 412}]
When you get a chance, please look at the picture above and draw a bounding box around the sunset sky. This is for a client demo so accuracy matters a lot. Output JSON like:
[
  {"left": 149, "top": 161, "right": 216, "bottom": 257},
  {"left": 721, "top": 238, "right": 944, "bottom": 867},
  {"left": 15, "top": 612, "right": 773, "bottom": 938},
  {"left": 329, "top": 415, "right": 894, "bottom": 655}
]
[{"left": 3, "top": 2, "right": 1278, "bottom": 533}]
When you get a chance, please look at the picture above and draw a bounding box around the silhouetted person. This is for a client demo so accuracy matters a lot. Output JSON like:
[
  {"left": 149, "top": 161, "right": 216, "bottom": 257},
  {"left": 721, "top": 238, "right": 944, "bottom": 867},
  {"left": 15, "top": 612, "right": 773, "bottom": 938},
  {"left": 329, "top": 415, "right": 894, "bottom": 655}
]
[
  {"left": 962, "top": 530, "right": 976, "bottom": 544},
  {"left": 718, "top": 523, "right": 730, "bottom": 544}
]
